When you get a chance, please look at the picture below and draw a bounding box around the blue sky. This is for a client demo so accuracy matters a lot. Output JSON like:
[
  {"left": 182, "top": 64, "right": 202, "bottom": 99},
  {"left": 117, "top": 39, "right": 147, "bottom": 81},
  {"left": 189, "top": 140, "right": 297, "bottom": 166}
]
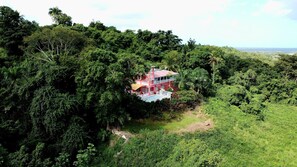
[{"left": 1, "top": 0, "right": 297, "bottom": 48}]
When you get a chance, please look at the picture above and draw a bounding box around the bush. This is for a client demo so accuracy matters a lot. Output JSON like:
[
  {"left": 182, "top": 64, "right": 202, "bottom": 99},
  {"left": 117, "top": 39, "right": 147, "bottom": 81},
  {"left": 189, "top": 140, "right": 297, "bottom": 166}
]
[
  {"left": 100, "top": 130, "right": 180, "bottom": 167},
  {"left": 156, "top": 139, "right": 222, "bottom": 167},
  {"left": 217, "top": 85, "right": 248, "bottom": 106},
  {"left": 171, "top": 90, "right": 199, "bottom": 110}
]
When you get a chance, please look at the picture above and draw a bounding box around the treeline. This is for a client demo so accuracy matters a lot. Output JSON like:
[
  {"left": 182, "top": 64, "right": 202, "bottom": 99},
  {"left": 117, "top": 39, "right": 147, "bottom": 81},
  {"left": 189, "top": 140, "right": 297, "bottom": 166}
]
[{"left": 1, "top": 6, "right": 297, "bottom": 166}]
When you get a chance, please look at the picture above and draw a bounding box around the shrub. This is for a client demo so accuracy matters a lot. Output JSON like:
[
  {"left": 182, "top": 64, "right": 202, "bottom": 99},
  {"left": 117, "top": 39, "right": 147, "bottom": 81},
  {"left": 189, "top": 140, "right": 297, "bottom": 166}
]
[
  {"left": 171, "top": 90, "right": 199, "bottom": 110},
  {"left": 217, "top": 85, "right": 248, "bottom": 106}
]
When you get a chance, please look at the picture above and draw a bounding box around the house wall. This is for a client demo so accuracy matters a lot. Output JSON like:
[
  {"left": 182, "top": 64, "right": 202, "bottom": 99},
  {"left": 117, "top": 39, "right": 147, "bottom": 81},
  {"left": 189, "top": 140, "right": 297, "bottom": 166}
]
[{"left": 137, "top": 81, "right": 178, "bottom": 95}]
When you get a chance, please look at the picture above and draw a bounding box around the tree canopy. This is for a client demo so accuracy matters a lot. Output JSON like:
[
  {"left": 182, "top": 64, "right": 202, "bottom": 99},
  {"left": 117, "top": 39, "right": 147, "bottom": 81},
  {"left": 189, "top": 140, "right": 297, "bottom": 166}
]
[{"left": 1, "top": 5, "right": 297, "bottom": 167}]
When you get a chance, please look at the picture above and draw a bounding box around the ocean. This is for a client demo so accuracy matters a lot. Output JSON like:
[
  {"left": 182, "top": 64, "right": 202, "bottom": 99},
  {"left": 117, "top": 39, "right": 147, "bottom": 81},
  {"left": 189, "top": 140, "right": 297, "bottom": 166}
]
[{"left": 236, "top": 48, "right": 297, "bottom": 55}]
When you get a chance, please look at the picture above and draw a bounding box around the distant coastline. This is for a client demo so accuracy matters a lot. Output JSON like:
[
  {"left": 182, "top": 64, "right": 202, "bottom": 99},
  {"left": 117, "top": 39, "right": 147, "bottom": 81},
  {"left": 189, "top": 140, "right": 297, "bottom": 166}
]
[{"left": 236, "top": 47, "right": 297, "bottom": 55}]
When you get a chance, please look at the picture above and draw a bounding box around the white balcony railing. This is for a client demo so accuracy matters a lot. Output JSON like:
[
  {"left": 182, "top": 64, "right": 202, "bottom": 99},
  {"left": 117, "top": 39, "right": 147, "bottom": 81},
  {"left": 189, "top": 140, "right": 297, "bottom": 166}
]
[
  {"left": 154, "top": 78, "right": 174, "bottom": 84},
  {"left": 136, "top": 78, "right": 175, "bottom": 85}
]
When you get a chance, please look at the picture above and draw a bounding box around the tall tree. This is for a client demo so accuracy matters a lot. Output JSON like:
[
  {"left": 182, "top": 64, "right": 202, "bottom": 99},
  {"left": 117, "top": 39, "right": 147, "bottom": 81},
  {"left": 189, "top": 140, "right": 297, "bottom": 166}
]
[
  {"left": 162, "top": 50, "right": 182, "bottom": 71},
  {"left": 176, "top": 68, "right": 211, "bottom": 95},
  {"left": 274, "top": 54, "right": 297, "bottom": 81},
  {"left": 209, "top": 53, "right": 219, "bottom": 85},
  {"left": 24, "top": 27, "right": 88, "bottom": 60},
  {"left": 49, "top": 7, "right": 72, "bottom": 26},
  {"left": 0, "top": 6, "right": 37, "bottom": 56}
]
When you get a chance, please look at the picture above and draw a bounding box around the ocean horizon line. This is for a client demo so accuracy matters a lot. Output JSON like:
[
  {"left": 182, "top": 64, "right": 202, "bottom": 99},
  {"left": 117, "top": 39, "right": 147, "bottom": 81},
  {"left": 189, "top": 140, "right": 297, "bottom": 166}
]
[{"left": 235, "top": 47, "right": 297, "bottom": 54}]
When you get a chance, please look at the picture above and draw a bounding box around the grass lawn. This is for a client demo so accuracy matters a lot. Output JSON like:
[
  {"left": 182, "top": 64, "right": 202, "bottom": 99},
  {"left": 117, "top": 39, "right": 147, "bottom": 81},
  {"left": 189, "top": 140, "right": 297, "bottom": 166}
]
[{"left": 123, "top": 109, "right": 208, "bottom": 133}]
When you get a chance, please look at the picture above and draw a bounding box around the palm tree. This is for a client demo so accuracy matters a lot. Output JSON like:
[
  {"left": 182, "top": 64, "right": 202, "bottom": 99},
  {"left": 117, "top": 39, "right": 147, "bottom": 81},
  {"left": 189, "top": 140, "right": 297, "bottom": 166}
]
[
  {"left": 48, "top": 7, "right": 72, "bottom": 26},
  {"left": 209, "top": 53, "right": 221, "bottom": 85},
  {"left": 176, "top": 70, "right": 188, "bottom": 90},
  {"left": 48, "top": 7, "right": 62, "bottom": 18}
]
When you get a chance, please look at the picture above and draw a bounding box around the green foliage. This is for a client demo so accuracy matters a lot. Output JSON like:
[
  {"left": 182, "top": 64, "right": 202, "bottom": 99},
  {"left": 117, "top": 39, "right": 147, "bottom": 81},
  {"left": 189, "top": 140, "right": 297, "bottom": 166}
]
[
  {"left": 89, "top": 21, "right": 107, "bottom": 31},
  {"left": 100, "top": 130, "right": 180, "bottom": 167},
  {"left": 0, "top": 6, "right": 37, "bottom": 56},
  {"left": 228, "top": 69, "right": 257, "bottom": 89},
  {"left": 217, "top": 84, "right": 266, "bottom": 119},
  {"left": 76, "top": 49, "right": 140, "bottom": 128},
  {"left": 175, "top": 67, "right": 211, "bottom": 95},
  {"left": 162, "top": 50, "right": 182, "bottom": 71},
  {"left": 8, "top": 145, "right": 30, "bottom": 167},
  {"left": 49, "top": 7, "right": 72, "bottom": 26},
  {"left": 0, "top": 47, "right": 8, "bottom": 66},
  {"left": 24, "top": 26, "right": 88, "bottom": 58},
  {"left": 124, "top": 110, "right": 206, "bottom": 133},
  {"left": 259, "top": 78, "right": 297, "bottom": 103},
  {"left": 8, "top": 143, "right": 52, "bottom": 167},
  {"left": 240, "top": 99, "right": 266, "bottom": 121},
  {"left": 2, "top": 5, "right": 297, "bottom": 167},
  {"left": 172, "top": 90, "right": 198, "bottom": 107},
  {"left": 221, "top": 46, "right": 277, "bottom": 66},
  {"left": 29, "top": 86, "right": 77, "bottom": 137},
  {"left": 287, "top": 88, "right": 297, "bottom": 105},
  {"left": 203, "top": 99, "right": 297, "bottom": 166},
  {"left": 185, "top": 48, "right": 211, "bottom": 70},
  {"left": 73, "top": 143, "right": 96, "bottom": 167},
  {"left": 217, "top": 85, "right": 248, "bottom": 106},
  {"left": 28, "top": 143, "right": 52, "bottom": 167},
  {"left": 61, "top": 117, "right": 88, "bottom": 153},
  {"left": 274, "top": 54, "right": 297, "bottom": 80},
  {"left": 52, "top": 152, "right": 70, "bottom": 167},
  {"left": 157, "top": 139, "right": 222, "bottom": 167}
]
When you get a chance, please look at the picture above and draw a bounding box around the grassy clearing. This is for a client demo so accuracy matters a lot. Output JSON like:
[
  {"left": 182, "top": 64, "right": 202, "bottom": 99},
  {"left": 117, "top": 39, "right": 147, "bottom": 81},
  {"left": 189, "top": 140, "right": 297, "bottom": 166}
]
[
  {"left": 123, "top": 109, "right": 207, "bottom": 133},
  {"left": 102, "top": 99, "right": 297, "bottom": 166},
  {"left": 239, "top": 52, "right": 278, "bottom": 66},
  {"left": 202, "top": 99, "right": 297, "bottom": 166}
]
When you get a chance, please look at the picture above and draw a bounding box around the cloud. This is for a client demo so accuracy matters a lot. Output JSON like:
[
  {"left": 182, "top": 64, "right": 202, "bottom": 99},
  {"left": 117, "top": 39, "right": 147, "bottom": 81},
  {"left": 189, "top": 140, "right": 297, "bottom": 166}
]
[
  {"left": 1, "top": 0, "right": 232, "bottom": 28},
  {"left": 91, "top": 0, "right": 233, "bottom": 31},
  {"left": 262, "top": 0, "right": 292, "bottom": 16},
  {"left": 2, "top": 0, "right": 297, "bottom": 47},
  {"left": 286, "top": 0, "right": 297, "bottom": 20},
  {"left": 254, "top": 0, "right": 297, "bottom": 21}
]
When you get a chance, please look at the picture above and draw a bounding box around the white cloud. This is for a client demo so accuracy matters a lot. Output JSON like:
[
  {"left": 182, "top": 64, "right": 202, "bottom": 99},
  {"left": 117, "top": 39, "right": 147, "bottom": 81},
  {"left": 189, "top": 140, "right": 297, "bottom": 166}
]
[
  {"left": 1, "top": 0, "right": 297, "bottom": 47},
  {"left": 1, "top": 0, "right": 232, "bottom": 29},
  {"left": 261, "top": 0, "right": 292, "bottom": 16}
]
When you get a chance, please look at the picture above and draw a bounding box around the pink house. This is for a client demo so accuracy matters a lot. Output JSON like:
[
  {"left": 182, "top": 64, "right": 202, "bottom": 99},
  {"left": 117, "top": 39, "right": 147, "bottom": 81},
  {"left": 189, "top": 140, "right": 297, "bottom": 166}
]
[{"left": 131, "top": 67, "right": 178, "bottom": 102}]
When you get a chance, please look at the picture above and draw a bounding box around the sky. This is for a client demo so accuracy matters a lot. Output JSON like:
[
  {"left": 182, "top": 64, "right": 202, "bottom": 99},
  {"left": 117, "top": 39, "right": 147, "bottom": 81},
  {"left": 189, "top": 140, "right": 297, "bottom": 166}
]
[{"left": 1, "top": 0, "right": 297, "bottom": 48}]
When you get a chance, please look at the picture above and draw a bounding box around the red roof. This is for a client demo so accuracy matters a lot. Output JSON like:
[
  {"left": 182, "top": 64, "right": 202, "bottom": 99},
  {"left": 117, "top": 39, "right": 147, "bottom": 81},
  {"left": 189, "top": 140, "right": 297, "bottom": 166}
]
[{"left": 154, "top": 70, "right": 178, "bottom": 78}]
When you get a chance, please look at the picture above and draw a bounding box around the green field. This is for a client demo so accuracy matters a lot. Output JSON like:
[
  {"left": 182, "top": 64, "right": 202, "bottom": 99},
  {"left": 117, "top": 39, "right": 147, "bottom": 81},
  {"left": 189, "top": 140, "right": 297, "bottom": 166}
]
[
  {"left": 123, "top": 110, "right": 207, "bottom": 133},
  {"left": 202, "top": 98, "right": 297, "bottom": 166},
  {"left": 103, "top": 99, "right": 297, "bottom": 166}
]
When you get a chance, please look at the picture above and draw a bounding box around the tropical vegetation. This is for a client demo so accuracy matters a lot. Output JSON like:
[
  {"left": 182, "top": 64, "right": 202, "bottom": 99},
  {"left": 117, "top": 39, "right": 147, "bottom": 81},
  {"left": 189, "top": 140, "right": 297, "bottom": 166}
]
[{"left": 1, "top": 6, "right": 297, "bottom": 166}]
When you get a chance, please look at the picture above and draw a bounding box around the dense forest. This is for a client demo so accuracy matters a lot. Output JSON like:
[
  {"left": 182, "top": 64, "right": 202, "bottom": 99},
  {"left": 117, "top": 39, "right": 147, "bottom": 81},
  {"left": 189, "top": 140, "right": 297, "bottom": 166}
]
[{"left": 1, "top": 6, "right": 297, "bottom": 166}]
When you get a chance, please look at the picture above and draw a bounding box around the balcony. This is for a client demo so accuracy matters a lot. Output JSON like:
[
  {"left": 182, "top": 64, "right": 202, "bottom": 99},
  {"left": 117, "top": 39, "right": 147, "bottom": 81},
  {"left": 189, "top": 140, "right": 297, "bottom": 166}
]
[{"left": 154, "top": 78, "right": 174, "bottom": 84}]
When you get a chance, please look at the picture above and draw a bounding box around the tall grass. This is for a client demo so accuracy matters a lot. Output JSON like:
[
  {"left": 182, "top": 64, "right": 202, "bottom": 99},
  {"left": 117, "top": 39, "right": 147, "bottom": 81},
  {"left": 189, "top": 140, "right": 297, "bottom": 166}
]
[
  {"left": 99, "top": 99, "right": 297, "bottom": 166},
  {"left": 201, "top": 98, "right": 297, "bottom": 166}
]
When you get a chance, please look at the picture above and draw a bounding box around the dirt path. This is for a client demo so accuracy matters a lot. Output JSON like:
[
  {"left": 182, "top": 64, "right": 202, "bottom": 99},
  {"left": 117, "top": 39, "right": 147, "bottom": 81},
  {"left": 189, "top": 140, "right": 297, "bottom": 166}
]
[
  {"left": 175, "top": 109, "right": 214, "bottom": 133},
  {"left": 176, "top": 119, "right": 214, "bottom": 133},
  {"left": 111, "top": 107, "right": 214, "bottom": 142}
]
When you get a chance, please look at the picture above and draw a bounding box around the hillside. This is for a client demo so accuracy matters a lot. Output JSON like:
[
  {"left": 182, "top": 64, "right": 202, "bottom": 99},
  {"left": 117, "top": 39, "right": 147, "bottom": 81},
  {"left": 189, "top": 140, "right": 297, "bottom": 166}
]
[
  {"left": 99, "top": 100, "right": 297, "bottom": 166},
  {"left": 1, "top": 6, "right": 297, "bottom": 167}
]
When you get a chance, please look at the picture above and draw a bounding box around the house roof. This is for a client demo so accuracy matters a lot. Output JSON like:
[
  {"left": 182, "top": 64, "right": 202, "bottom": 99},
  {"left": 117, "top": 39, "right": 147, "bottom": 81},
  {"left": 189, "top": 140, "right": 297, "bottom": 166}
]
[
  {"left": 154, "top": 70, "right": 178, "bottom": 78},
  {"left": 131, "top": 83, "right": 143, "bottom": 90}
]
